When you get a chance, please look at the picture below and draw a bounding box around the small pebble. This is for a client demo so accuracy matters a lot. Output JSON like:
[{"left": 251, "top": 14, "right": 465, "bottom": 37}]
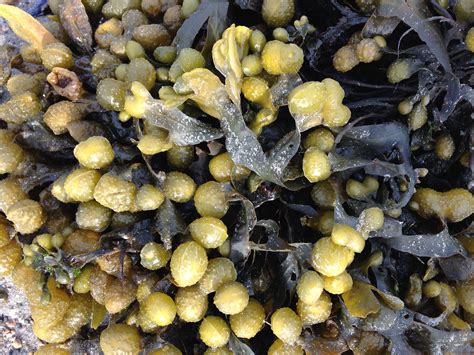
[
  {"left": 12, "top": 338, "right": 22, "bottom": 349},
  {"left": 0, "top": 290, "right": 8, "bottom": 301}
]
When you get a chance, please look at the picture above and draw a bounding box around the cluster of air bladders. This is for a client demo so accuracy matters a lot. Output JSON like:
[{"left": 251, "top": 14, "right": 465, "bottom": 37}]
[{"left": 0, "top": 0, "right": 473, "bottom": 353}]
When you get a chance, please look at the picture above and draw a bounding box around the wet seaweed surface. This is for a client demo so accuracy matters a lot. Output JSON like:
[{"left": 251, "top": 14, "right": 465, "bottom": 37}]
[{"left": 0, "top": 0, "right": 473, "bottom": 353}]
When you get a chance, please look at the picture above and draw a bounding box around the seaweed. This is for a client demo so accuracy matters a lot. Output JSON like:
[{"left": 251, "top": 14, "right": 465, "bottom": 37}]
[
  {"left": 173, "top": 0, "right": 229, "bottom": 51},
  {"left": 1, "top": 0, "right": 473, "bottom": 353},
  {"left": 233, "top": 0, "right": 261, "bottom": 12},
  {"left": 153, "top": 199, "right": 187, "bottom": 250},
  {"left": 332, "top": 122, "right": 416, "bottom": 210},
  {"left": 0, "top": 4, "right": 59, "bottom": 51},
  {"left": 379, "top": 227, "right": 466, "bottom": 258},
  {"left": 59, "top": 0, "right": 93, "bottom": 53},
  {"left": 377, "top": 0, "right": 451, "bottom": 72},
  {"left": 229, "top": 194, "right": 257, "bottom": 266},
  {"left": 341, "top": 304, "right": 474, "bottom": 354},
  {"left": 229, "top": 333, "right": 254, "bottom": 354},
  {"left": 334, "top": 198, "right": 465, "bottom": 258},
  {"left": 127, "top": 86, "right": 224, "bottom": 145},
  {"left": 16, "top": 119, "right": 77, "bottom": 162},
  {"left": 202, "top": 1, "right": 230, "bottom": 60},
  {"left": 220, "top": 74, "right": 303, "bottom": 187},
  {"left": 46, "top": 68, "right": 85, "bottom": 102}
]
